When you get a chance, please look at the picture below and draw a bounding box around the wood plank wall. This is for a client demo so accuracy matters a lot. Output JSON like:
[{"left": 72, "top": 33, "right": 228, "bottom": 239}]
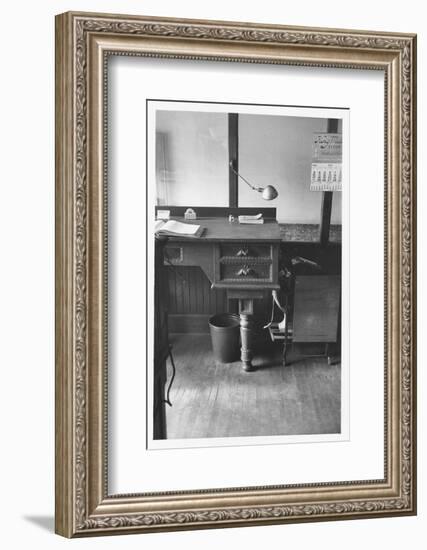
[{"left": 166, "top": 266, "right": 227, "bottom": 333}]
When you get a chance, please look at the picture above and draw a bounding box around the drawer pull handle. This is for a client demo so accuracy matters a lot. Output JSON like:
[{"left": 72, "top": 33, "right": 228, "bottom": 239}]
[
  {"left": 237, "top": 265, "right": 255, "bottom": 277},
  {"left": 236, "top": 247, "right": 249, "bottom": 257}
]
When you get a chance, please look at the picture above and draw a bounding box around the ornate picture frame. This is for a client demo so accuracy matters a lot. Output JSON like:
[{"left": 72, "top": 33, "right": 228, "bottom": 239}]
[{"left": 55, "top": 11, "right": 417, "bottom": 537}]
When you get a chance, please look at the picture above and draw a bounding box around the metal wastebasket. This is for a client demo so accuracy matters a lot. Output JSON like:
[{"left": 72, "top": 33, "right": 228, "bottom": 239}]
[{"left": 208, "top": 313, "right": 241, "bottom": 363}]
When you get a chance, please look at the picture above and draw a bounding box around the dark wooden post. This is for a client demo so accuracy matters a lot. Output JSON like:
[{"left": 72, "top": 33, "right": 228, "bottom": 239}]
[
  {"left": 228, "top": 113, "right": 239, "bottom": 208},
  {"left": 319, "top": 118, "right": 339, "bottom": 246},
  {"left": 319, "top": 192, "right": 333, "bottom": 246}
]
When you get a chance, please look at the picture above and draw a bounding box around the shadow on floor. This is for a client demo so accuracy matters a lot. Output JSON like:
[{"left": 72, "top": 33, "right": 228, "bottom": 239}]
[{"left": 23, "top": 515, "right": 54, "bottom": 533}]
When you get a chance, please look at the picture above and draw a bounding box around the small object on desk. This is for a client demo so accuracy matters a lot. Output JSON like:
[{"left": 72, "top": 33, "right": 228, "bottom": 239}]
[
  {"left": 184, "top": 207, "right": 197, "bottom": 220},
  {"left": 155, "top": 219, "right": 205, "bottom": 238},
  {"left": 228, "top": 214, "right": 235, "bottom": 223},
  {"left": 157, "top": 209, "right": 170, "bottom": 220},
  {"left": 238, "top": 213, "right": 264, "bottom": 224}
]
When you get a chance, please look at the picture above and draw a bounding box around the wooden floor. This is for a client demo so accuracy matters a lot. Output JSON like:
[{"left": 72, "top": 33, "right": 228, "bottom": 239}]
[{"left": 165, "top": 334, "right": 341, "bottom": 440}]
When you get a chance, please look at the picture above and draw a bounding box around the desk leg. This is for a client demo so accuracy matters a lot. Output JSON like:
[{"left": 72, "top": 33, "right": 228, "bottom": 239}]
[{"left": 239, "top": 299, "right": 255, "bottom": 372}]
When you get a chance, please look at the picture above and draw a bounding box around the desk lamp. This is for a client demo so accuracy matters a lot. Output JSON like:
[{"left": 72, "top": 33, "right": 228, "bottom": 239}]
[{"left": 229, "top": 161, "right": 279, "bottom": 200}]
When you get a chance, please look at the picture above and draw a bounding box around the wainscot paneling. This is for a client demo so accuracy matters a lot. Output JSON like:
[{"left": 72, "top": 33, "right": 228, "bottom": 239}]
[{"left": 165, "top": 266, "right": 227, "bottom": 333}]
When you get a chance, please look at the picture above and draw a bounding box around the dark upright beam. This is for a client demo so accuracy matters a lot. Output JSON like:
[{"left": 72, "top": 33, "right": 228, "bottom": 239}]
[
  {"left": 319, "top": 119, "right": 339, "bottom": 246},
  {"left": 319, "top": 192, "right": 333, "bottom": 246},
  {"left": 228, "top": 113, "right": 239, "bottom": 207}
]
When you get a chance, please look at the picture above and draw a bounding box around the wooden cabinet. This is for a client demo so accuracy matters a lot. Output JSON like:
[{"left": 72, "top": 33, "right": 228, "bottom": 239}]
[{"left": 161, "top": 218, "right": 281, "bottom": 371}]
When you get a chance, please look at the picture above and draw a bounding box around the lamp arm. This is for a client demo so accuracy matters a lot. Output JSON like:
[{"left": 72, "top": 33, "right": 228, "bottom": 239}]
[{"left": 229, "top": 161, "right": 262, "bottom": 193}]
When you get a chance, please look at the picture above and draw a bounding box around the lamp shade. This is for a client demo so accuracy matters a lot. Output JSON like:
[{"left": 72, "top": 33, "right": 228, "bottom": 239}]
[{"left": 261, "top": 185, "right": 279, "bottom": 201}]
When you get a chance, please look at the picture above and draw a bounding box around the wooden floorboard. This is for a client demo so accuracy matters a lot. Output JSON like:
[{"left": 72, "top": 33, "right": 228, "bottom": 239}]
[{"left": 165, "top": 334, "right": 341, "bottom": 440}]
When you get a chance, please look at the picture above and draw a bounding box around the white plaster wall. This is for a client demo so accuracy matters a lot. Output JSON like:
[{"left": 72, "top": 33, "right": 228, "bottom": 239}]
[
  {"left": 239, "top": 114, "right": 328, "bottom": 223},
  {"left": 156, "top": 110, "right": 229, "bottom": 205}
]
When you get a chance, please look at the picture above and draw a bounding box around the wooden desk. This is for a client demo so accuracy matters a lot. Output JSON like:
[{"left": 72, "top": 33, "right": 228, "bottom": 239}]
[{"left": 162, "top": 218, "right": 281, "bottom": 371}]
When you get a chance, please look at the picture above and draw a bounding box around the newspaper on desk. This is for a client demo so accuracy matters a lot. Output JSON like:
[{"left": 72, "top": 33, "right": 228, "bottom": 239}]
[{"left": 155, "top": 219, "right": 204, "bottom": 238}]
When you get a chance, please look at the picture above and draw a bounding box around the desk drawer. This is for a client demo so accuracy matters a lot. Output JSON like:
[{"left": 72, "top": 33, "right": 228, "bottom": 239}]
[
  {"left": 219, "top": 261, "right": 272, "bottom": 283},
  {"left": 220, "top": 243, "right": 271, "bottom": 259}
]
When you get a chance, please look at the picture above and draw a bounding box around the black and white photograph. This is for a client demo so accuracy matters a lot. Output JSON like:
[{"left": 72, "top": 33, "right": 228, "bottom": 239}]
[{"left": 149, "top": 101, "right": 348, "bottom": 449}]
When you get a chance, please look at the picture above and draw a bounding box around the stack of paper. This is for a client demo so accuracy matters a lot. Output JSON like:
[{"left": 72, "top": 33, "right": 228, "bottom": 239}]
[
  {"left": 238, "top": 213, "right": 264, "bottom": 224},
  {"left": 155, "top": 220, "right": 204, "bottom": 238}
]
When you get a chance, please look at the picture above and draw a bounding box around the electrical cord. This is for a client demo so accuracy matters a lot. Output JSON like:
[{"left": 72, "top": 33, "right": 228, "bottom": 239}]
[
  {"left": 163, "top": 346, "right": 176, "bottom": 407},
  {"left": 263, "top": 290, "right": 286, "bottom": 330}
]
